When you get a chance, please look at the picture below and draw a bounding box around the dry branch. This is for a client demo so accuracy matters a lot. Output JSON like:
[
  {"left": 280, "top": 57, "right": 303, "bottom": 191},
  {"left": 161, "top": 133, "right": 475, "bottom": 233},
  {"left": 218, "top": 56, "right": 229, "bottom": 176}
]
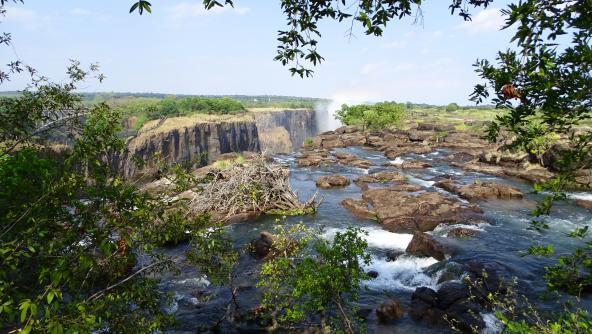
[{"left": 188, "top": 155, "right": 319, "bottom": 221}]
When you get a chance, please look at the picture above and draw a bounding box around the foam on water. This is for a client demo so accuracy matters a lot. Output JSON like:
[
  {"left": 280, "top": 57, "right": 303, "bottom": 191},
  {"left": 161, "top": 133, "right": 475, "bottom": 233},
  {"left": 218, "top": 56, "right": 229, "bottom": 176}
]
[
  {"left": 407, "top": 175, "right": 436, "bottom": 188},
  {"left": 389, "top": 157, "right": 405, "bottom": 165},
  {"left": 364, "top": 255, "right": 439, "bottom": 291},
  {"left": 567, "top": 192, "right": 592, "bottom": 201},
  {"left": 481, "top": 313, "right": 503, "bottom": 334},
  {"left": 323, "top": 227, "right": 413, "bottom": 250}
]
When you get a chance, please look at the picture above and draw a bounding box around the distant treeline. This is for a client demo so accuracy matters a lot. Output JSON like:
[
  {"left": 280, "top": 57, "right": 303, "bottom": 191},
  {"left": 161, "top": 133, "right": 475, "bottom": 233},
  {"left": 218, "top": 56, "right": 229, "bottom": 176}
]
[{"left": 116, "top": 97, "right": 246, "bottom": 130}]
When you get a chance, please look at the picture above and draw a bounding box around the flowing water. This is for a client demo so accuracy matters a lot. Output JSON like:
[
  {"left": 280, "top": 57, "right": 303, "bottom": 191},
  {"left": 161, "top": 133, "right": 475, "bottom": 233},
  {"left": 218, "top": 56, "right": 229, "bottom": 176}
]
[{"left": 161, "top": 146, "right": 592, "bottom": 333}]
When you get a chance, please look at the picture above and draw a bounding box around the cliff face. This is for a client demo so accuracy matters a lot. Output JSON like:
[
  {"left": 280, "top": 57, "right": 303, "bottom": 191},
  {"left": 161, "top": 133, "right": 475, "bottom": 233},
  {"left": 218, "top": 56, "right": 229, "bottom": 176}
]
[
  {"left": 117, "top": 118, "right": 260, "bottom": 178},
  {"left": 253, "top": 108, "right": 317, "bottom": 154},
  {"left": 117, "top": 109, "right": 316, "bottom": 178}
]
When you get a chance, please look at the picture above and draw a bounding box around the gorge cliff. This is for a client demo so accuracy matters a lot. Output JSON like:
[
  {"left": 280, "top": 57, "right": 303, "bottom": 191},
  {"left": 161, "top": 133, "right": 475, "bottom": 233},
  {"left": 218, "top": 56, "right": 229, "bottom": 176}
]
[{"left": 116, "top": 108, "right": 317, "bottom": 178}]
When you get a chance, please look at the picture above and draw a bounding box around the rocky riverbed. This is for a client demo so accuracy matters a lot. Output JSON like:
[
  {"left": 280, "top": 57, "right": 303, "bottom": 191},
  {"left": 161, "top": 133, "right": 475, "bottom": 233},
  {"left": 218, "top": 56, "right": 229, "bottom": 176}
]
[{"left": 156, "top": 124, "right": 592, "bottom": 333}]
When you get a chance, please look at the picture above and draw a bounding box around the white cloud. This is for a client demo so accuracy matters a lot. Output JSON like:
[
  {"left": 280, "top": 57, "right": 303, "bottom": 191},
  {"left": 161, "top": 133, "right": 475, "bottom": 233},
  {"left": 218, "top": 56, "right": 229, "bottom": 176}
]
[
  {"left": 3, "top": 7, "right": 50, "bottom": 30},
  {"left": 459, "top": 8, "right": 504, "bottom": 33},
  {"left": 169, "top": 2, "right": 250, "bottom": 18},
  {"left": 432, "top": 30, "right": 442, "bottom": 38}
]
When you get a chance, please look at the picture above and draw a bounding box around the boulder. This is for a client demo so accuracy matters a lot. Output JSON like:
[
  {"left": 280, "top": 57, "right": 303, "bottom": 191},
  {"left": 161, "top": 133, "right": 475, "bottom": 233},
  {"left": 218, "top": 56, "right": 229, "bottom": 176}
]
[
  {"left": 341, "top": 198, "right": 376, "bottom": 219},
  {"left": 457, "top": 182, "right": 523, "bottom": 201},
  {"left": 410, "top": 284, "right": 485, "bottom": 333},
  {"left": 576, "top": 199, "right": 592, "bottom": 210},
  {"left": 250, "top": 231, "right": 275, "bottom": 258},
  {"left": 401, "top": 161, "right": 432, "bottom": 169},
  {"left": 355, "top": 171, "right": 406, "bottom": 184},
  {"left": 376, "top": 298, "right": 405, "bottom": 324},
  {"left": 362, "top": 189, "right": 485, "bottom": 233},
  {"left": 447, "top": 227, "right": 478, "bottom": 238},
  {"left": 437, "top": 282, "right": 470, "bottom": 309},
  {"left": 316, "top": 175, "right": 350, "bottom": 189},
  {"left": 435, "top": 179, "right": 459, "bottom": 193},
  {"left": 405, "top": 232, "right": 452, "bottom": 261},
  {"left": 386, "top": 249, "right": 405, "bottom": 262},
  {"left": 367, "top": 270, "right": 379, "bottom": 279}
]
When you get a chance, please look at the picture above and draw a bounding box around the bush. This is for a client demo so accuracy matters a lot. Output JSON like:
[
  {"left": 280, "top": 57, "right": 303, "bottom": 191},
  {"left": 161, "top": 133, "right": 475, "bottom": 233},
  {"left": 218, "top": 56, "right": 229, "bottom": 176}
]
[
  {"left": 446, "top": 103, "right": 459, "bottom": 112},
  {"left": 335, "top": 101, "right": 405, "bottom": 131}
]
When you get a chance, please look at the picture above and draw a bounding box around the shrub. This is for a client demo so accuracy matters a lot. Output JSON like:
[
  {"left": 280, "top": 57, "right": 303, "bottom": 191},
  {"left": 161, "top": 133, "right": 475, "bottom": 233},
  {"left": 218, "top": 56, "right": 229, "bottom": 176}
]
[
  {"left": 446, "top": 103, "right": 460, "bottom": 112},
  {"left": 335, "top": 101, "right": 405, "bottom": 131}
]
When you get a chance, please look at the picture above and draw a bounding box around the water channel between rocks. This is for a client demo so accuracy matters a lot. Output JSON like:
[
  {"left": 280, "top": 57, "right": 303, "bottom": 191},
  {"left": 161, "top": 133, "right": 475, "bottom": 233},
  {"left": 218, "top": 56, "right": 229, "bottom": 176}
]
[{"left": 160, "top": 146, "right": 592, "bottom": 334}]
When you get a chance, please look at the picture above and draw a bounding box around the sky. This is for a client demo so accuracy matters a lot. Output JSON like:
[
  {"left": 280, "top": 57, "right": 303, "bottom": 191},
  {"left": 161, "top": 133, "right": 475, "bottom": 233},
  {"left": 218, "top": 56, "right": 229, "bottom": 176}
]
[{"left": 0, "top": 0, "right": 515, "bottom": 105}]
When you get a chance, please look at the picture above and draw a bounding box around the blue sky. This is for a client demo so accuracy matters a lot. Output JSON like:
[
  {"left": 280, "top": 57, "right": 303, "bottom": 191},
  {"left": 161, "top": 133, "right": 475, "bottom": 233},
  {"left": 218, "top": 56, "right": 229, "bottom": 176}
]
[{"left": 0, "top": 1, "right": 514, "bottom": 104}]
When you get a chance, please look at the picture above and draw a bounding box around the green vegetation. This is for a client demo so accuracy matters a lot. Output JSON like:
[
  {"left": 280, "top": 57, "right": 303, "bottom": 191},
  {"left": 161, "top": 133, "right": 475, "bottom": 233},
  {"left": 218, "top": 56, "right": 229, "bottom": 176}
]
[
  {"left": 0, "top": 62, "right": 239, "bottom": 333},
  {"left": 118, "top": 96, "right": 245, "bottom": 130},
  {"left": 336, "top": 101, "right": 405, "bottom": 131},
  {"left": 257, "top": 226, "right": 370, "bottom": 333},
  {"left": 446, "top": 103, "right": 460, "bottom": 112}
]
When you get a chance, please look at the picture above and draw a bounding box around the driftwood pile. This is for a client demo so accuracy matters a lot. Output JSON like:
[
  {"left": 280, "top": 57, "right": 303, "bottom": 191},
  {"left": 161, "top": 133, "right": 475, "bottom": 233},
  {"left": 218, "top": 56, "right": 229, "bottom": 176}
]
[{"left": 189, "top": 155, "right": 318, "bottom": 221}]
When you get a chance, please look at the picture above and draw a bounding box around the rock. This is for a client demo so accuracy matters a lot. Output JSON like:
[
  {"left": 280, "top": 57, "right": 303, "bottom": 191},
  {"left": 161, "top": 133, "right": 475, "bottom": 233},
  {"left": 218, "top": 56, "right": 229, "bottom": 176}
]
[
  {"left": 410, "top": 284, "right": 485, "bottom": 333},
  {"left": 447, "top": 227, "right": 478, "bottom": 238},
  {"left": 356, "top": 308, "right": 373, "bottom": 320},
  {"left": 437, "top": 282, "right": 470, "bottom": 309},
  {"left": 405, "top": 232, "right": 452, "bottom": 261},
  {"left": 576, "top": 199, "right": 592, "bottom": 210},
  {"left": 341, "top": 198, "right": 376, "bottom": 219},
  {"left": 417, "top": 122, "right": 455, "bottom": 132},
  {"left": 355, "top": 171, "right": 406, "bottom": 184},
  {"left": 362, "top": 189, "right": 485, "bottom": 233},
  {"left": 435, "top": 179, "right": 459, "bottom": 193},
  {"left": 333, "top": 151, "right": 358, "bottom": 161},
  {"left": 316, "top": 175, "right": 351, "bottom": 188},
  {"left": 386, "top": 249, "right": 405, "bottom": 262},
  {"left": 367, "top": 270, "right": 379, "bottom": 279},
  {"left": 249, "top": 231, "right": 275, "bottom": 258},
  {"left": 457, "top": 182, "right": 523, "bottom": 201},
  {"left": 401, "top": 161, "right": 432, "bottom": 169},
  {"left": 376, "top": 299, "right": 405, "bottom": 324}
]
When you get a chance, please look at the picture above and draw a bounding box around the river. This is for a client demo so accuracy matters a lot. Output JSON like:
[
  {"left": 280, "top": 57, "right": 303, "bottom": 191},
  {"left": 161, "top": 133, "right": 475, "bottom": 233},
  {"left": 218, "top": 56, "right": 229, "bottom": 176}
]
[{"left": 159, "top": 145, "right": 592, "bottom": 333}]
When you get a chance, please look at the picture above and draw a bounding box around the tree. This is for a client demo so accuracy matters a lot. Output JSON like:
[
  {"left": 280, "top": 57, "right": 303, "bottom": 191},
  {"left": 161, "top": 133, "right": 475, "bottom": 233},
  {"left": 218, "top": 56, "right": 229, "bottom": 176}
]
[
  {"left": 446, "top": 102, "right": 460, "bottom": 112},
  {"left": 336, "top": 101, "right": 405, "bottom": 131},
  {"left": 470, "top": 0, "right": 592, "bottom": 296}
]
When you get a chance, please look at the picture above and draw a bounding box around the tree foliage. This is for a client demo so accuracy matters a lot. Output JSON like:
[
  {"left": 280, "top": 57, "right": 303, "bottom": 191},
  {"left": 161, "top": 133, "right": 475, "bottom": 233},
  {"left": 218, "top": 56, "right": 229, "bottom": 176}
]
[
  {"left": 470, "top": 0, "right": 592, "bottom": 296},
  {"left": 336, "top": 101, "right": 405, "bottom": 131},
  {"left": 257, "top": 226, "right": 371, "bottom": 333}
]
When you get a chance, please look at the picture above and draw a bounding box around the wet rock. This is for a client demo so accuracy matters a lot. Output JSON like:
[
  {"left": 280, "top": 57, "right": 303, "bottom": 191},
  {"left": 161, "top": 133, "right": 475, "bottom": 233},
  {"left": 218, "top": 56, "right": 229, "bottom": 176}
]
[
  {"left": 401, "top": 161, "right": 432, "bottom": 169},
  {"left": 447, "top": 227, "right": 478, "bottom": 238},
  {"left": 576, "top": 199, "right": 592, "bottom": 210},
  {"left": 435, "top": 179, "right": 459, "bottom": 193},
  {"left": 297, "top": 150, "right": 333, "bottom": 167},
  {"left": 405, "top": 232, "right": 452, "bottom": 261},
  {"left": 355, "top": 171, "right": 406, "bottom": 184},
  {"left": 384, "top": 145, "right": 433, "bottom": 159},
  {"left": 341, "top": 198, "right": 376, "bottom": 219},
  {"left": 367, "top": 270, "right": 379, "bottom": 279},
  {"left": 457, "top": 182, "right": 523, "bottom": 201},
  {"left": 362, "top": 189, "right": 485, "bottom": 233},
  {"left": 410, "top": 284, "right": 485, "bottom": 333},
  {"left": 316, "top": 175, "right": 351, "bottom": 188},
  {"left": 376, "top": 298, "right": 405, "bottom": 324},
  {"left": 437, "top": 282, "right": 470, "bottom": 309},
  {"left": 386, "top": 249, "right": 405, "bottom": 262},
  {"left": 333, "top": 151, "right": 358, "bottom": 161},
  {"left": 249, "top": 231, "right": 275, "bottom": 258},
  {"left": 356, "top": 308, "right": 373, "bottom": 320}
]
